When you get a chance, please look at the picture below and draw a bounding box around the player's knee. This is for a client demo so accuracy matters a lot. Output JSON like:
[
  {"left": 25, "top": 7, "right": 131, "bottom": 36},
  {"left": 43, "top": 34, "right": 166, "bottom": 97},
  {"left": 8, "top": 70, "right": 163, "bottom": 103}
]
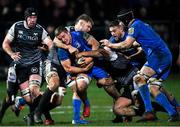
[
  {"left": 98, "top": 77, "right": 113, "bottom": 86},
  {"left": 29, "top": 85, "right": 41, "bottom": 98},
  {"left": 47, "top": 72, "right": 60, "bottom": 91},
  {"left": 148, "top": 78, "right": 162, "bottom": 97},
  {"left": 50, "top": 92, "right": 62, "bottom": 106},
  {"left": 76, "top": 75, "right": 90, "bottom": 92},
  {"left": 113, "top": 105, "right": 124, "bottom": 115},
  {"left": 149, "top": 85, "right": 160, "bottom": 97},
  {"left": 133, "top": 74, "right": 146, "bottom": 87},
  {"left": 76, "top": 81, "right": 87, "bottom": 92}
]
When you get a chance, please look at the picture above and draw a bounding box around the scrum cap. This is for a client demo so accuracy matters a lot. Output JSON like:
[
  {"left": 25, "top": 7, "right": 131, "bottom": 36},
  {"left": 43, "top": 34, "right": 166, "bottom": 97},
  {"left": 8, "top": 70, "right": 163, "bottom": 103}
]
[
  {"left": 24, "top": 7, "right": 38, "bottom": 20},
  {"left": 117, "top": 9, "right": 134, "bottom": 26}
]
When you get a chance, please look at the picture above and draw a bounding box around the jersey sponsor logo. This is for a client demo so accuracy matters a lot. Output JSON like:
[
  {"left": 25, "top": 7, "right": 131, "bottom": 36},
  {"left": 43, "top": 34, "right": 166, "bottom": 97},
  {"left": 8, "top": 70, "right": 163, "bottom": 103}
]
[
  {"left": 75, "top": 41, "right": 81, "bottom": 49},
  {"left": 34, "top": 33, "right": 38, "bottom": 36},
  {"left": 128, "top": 27, "right": 134, "bottom": 35},
  {"left": 18, "top": 30, "right": 23, "bottom": 34},
  {"left": 17, "top": 34, "right": 39, "bottom": 41},
  {"left": 31, "top": 67, "right": 38, "bottom": 73}
]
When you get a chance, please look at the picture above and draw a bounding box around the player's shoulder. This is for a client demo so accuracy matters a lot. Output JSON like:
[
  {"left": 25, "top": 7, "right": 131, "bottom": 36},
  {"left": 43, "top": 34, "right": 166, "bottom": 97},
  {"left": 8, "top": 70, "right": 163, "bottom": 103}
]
[
  {"left": 13, "top": 21, "right": 24, "bottom": 27},
  {"left": 35, "top": 23, "right": 45, "bottom": 30},
  {"left": 66, "top": 26, "right": 75, "bottom": 32}
]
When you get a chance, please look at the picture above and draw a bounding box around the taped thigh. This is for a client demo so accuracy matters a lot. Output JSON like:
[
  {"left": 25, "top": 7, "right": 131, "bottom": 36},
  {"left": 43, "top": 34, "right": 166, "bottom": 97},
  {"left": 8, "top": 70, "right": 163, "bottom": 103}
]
[
  {"left": 29, "top": 74, "right": 42, "bottom": 87},
  {"left": 46, "top": 71, "right": 59, "bottom": 84},
  {"left": 147, "top": 77, "right": 162, "bottom": 90},
  {"left": 19, "top": 81, "right": 31, "bottom": 97},
  {"left": 133, "top": 71, "right": 150, "bottom": 86}
]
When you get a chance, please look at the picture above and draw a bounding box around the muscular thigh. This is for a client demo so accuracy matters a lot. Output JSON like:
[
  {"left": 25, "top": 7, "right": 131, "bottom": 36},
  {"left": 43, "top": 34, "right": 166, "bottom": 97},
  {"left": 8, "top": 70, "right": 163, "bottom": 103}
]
[{"left": 44, "top": 60, "right": 66, "bottom": 87}]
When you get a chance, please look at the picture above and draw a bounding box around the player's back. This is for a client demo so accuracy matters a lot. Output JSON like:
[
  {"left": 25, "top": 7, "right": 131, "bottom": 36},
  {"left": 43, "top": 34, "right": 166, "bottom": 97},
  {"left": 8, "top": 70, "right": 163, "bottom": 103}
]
[{"left": 129, "top": 19, "right": 171, "bottom": 57}]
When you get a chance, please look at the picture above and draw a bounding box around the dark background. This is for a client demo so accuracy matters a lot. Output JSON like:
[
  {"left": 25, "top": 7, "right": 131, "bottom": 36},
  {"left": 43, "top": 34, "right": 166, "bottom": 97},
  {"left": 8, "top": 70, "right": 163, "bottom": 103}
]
[{"left": 0, "top": 0, "right": 180, "bottom": 79}]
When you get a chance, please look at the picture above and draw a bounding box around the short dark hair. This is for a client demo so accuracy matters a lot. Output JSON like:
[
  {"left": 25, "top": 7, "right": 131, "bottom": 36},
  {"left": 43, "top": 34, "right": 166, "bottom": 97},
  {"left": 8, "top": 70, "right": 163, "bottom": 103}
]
[
  {"left": 108, "top": 20, "right": 125, "bottom": 30},
  {"left": 24, "top": 7, "right": 38, "bottom": 20},
  {"left": 54, "top": 26, "right": 68, "bottom": 37},
  {"left": 75, "top": 14, "right": 94, "bottom": 26},
  {"left": 108, "top": 20, "right": 119, "bottom": 28}
]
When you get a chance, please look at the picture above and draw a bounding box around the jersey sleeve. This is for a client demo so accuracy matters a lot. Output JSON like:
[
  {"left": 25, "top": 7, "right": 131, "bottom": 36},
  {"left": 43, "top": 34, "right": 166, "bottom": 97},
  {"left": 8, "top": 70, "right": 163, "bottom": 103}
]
[
  {"left": 109, "top": 36, "right": 116, "bottom": 43},
  {"left": 127, "top": 23, "right": 140, "bottom": 39},
  {"left": 82, "top": 32, "right": 92, "bottom": 41},
  {"left": 6, "top": 23, "right": 16, "bottom": 42},
  {"left": 57, "top": 48, "right": 70, "bottom": 61}
]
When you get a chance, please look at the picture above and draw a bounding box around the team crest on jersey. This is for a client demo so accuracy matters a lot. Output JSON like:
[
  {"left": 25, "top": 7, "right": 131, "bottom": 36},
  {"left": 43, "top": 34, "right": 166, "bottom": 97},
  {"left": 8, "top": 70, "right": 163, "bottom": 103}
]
[
  {"left": 34, "top": 33, "right": 38, "bottom": 36},
  {"left": 128, "top": 27, "right": 134, "bottom": 35},
  {"left": 18, "top": 30, "right": 23, "bottom": 34},
  {"left": 75, "top": 42, "right": 81, "bottom": 49},
  {"left": 31, "top": 67, "right": 38, "bottom": 73}
]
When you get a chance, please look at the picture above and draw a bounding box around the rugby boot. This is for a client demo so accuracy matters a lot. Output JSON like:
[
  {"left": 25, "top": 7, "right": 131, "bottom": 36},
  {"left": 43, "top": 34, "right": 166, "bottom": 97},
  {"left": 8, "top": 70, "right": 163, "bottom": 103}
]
[
  {"left": 136, "top": 111, "right": 158, "bottom": 122},
  {"left": 168, "top": 113, "right": 180, "bottom": 122},
  {"left": 34, "top": 112, "right": 43, "bottom": 124},
  {"left": 72, "top": 119, "right": 89, "bottom": 124},
  {"left": 124, "top": 116, "right": 133, "bottom": 122},
  {"left": 23, "top": 114, "right": 34, "bottom": 126},
  {"left": 44, "top": 119, "right": 55, "bottom": 125},
  {"left": 112, "top": 115, "right": 123, "bottom": 123},
  {"left": 83, "top": 105, "right": 90, "bottom": 117}
]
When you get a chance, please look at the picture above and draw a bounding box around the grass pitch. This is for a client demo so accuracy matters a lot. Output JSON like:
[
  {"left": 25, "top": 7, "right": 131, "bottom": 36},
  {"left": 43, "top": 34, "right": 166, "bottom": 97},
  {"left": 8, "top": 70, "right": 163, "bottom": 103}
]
[{"left": 0, "top": 74, "right": 180, "bottom": 126}]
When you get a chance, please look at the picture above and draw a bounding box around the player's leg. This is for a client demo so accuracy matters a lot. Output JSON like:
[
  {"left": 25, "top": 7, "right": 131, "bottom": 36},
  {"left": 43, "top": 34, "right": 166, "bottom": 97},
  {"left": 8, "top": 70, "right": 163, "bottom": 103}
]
[
  {"left": 0, "top": 82, "right": 18, "bottom": 123},
  {"left": 148, "top": 78, "right": 179, "bottom": 122},
  {"left": 159, "top": 87, "right": 180, "bottom": 111},
  {"left": 67, "top": 74, "right": 90, "bottom": 124},
  {"left": 133, "top": 66, "right": 157, "bottom": 122},
  {"left": 0, "top": 64, "right": 19, "bottom": 123},
  {"left": 34, "top": 61, "right": 60, "bottom": 124}
]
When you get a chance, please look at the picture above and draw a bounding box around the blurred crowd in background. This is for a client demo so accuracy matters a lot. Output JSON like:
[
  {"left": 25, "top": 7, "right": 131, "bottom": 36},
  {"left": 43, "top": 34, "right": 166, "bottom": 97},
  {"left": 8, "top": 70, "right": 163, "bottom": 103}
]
[{"left": 0, "top": 0, "right": 180, "bottom": 78}]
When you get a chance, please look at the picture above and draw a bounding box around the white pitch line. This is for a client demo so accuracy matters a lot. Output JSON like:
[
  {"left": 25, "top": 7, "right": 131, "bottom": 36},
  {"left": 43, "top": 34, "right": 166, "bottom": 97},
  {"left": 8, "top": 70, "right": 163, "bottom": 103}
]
[{"left": 50, "top": 105, "right": 113, "bottom": 114}]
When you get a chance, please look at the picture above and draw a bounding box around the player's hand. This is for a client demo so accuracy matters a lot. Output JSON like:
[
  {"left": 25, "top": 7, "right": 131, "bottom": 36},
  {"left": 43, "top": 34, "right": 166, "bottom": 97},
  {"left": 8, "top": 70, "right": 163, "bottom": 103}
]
[
  {"left": 83, "top": 61, "right": 94, "bottom": 71},
  {"left": 76, "top": 52, "right": 84, "bottom": 58},
  {"left": 38, "top": 44, "right": 49, "bottom": 51},
  {"left": 58, "top": 87, "right": 66, "bottom": 96},
  {"left": 99, "top": 39, "right": 111, "bottom": 47},
  {"left": 68, "top": 45, "right": 79, "bottom": 54},
  {"left": 10, "top": 52, "right": 21, "bottom": 61},
  {"left": 124, "top": 55, "right": 131, "bottom": 60}
]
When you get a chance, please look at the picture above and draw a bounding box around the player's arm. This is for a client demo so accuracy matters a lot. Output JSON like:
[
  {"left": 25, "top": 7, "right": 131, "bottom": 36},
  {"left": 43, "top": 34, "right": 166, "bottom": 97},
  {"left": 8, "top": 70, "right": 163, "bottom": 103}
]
[
  {"left": 54, "top": 37, "right": 78, "bottom": 54},
  {"left": 128, "top": 46, "right": 144, "bottom": 60},
  {"left": 76, "top": 48, "right": 111, "bottom": 58},
  {"left": 100, "top": 36, "right": 135, "bottom": 49},
  {"left": 2, "top": 24, "right": 22, "bottom": 61},
  {"left": 60, "top": 59, "right": 93, "bottom": 73},
  {"left": 2, "top": 35, "right": 21, "bottom": 61},
  {"left": 83, "top": 32, "right": 99, "bottom": 50},
  {"left": 53, "top": 37, "right": 69, "bottom": 49},
  {"left": 42, "top": 28, "right": 53, "bottom": 50}
]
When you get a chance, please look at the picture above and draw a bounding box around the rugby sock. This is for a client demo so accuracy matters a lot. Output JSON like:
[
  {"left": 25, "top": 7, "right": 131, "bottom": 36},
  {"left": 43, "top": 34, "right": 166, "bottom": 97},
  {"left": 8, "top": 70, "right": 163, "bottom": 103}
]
[
  {"left": 26, "top": 95, "right": 42, "bottom": 113},
  {"left": 155, "top": 92, "right": 177, "bottom": 116},
  {"left": 36, "top": 88, "right": 54, "bottom": 113},
  {"left": 84, "top": 99, "right": 90, "bottom": 107},
  {"left": 0, "top": 97, "right": 11, "bottom": 123},
  {"left": 43, "top": 111, "right": 52, "bottom": 120},
  {"left": 170, "top": 98, "right": 180, "bottom": 107},
  {"left": 138, "top": 85, "right": 153, "bottom": 112},
  {"left": 152, "top": 101, "right": 166, "bottom": 112},
  {"left": 72, "top": 99, "right": 82, "bottom": 120}
]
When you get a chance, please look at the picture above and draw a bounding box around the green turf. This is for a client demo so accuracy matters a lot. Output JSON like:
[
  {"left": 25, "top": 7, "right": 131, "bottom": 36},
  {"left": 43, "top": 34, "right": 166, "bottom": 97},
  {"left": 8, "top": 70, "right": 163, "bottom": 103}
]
[{"left": 0, "top": 74, "right": 180, "bottom": 126}]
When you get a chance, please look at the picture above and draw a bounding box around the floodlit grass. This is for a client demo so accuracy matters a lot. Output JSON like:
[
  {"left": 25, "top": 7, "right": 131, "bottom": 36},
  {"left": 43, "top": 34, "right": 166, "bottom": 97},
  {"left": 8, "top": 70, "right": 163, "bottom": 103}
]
[{"left": 0, "top": 74, "right": 180, "bottom": 126}]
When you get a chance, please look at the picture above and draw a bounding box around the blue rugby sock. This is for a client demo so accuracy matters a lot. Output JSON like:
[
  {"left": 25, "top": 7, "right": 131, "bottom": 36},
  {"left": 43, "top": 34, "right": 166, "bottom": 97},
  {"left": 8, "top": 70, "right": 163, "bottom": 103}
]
[
  {"left": 72, "top": 99, "right": 82, "bottom": 120},
  {"left": 156, "top": 92, "right": 177, "bottom": 116},
  {"left": 84, "top": 99, "right": 90, "bottom": 107},
  {"left": 170, "top": 98, "right": 180, "bottom": 107},
  {"left": 138, "top": 85, "right": 153, "bottom": 112}
]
